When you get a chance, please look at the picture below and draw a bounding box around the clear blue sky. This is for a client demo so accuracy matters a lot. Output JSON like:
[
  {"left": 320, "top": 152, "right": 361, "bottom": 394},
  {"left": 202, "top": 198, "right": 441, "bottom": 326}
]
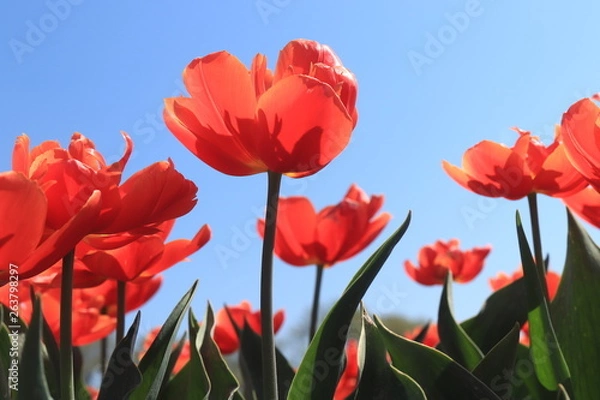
[{"left": 2, "top": 1, "right": 600, "bottom": 359}]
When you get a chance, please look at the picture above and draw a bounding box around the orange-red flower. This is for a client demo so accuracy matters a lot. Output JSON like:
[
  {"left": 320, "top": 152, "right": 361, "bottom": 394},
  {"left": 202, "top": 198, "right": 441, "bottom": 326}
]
[
  {"left": 214, "top": 301, "right": 285, "bottom": 355},
  {"left": 489, "top": 269, "right": 560, "bottom": 345},
  {"left": 562, "top": 186, "right": 600, "bottom": 228},
  {"left": 404, "top": 324, "right": 440, "bottom": 348},
  {"left": 0, "top": 171, "right": 101, "bottom": 284},
  {"left": 164, "top": 39, "right": 357, "bottom": 178},
  {"left": 333, "top": 339, "right": 359, "bottom": 400},
  {"left": 561, "top": 97, "right": 600, "bottom": 190},
  {"left": 404, "top": 239, "right": 490, "bottom": 285},
  {"left": 257, "top": 184, "right": 391, "bottom": 267},
  {"left": 442, "top": 128, "right": 586, "bottom": 200}
]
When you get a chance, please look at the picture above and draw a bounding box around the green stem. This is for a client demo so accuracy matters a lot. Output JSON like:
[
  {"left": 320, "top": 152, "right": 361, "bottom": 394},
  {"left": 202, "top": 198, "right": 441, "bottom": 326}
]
[
  {"left": 100, "top": 336, "right": 107, "bottom": 373},
  {"left": 309, "top": 264, "right": 325, "bottom": 342},
  {"left": 116, "top": 280, "right": 126, "bottom": 343},
  {"left": 527, "top": 193, "right": 549, "bottom": 298},
  {"left": 60, "top": 249, "right": 75, "bottom": 400},
  {"left": 260, "top": 171, "right": 282, "bottom": 400}
]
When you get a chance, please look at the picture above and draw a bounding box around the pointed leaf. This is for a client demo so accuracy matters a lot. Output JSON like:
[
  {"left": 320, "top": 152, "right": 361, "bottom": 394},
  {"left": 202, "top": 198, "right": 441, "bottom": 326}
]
[
  {"left": 20, "top": 295, "right": 52, "bottom": 399},
  {"left": 130, "top": 281, "right": 198, "bottom": 400},
  {"left": 461, "top": 277, "right": 528, "bottom": 353},
  {"left": 551, "top": 210, "right": 600, "bottom": 399},
  {"left": 197, "top": 304, "right": 240, "bottom": 400},
  {"left": 437, "top": 274, "right": 483, "bottom": 369},
  {"left": 238, "top": 320, "right": 295, "bottom": 400},
  {"left": 375, "top": 315, "right": 501, "bottom": 400},
  {"left": 471, "top": 323, "right": 519, "bottom": 398},
  {"left": 98, "top": 312, "right": 142, "bottom": 399},
  {"left": 515, "top": 212, "right": 570, "bottom": 391},
  {"left": 355, "top": 308, "right": 426, "bottom": 399},
  {"left": 287, "top": 212, "right": 411, "bottom": 400}
]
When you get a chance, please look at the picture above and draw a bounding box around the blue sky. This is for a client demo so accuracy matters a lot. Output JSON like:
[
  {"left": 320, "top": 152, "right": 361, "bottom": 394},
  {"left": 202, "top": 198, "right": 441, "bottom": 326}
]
[{"left": 2, "top": 1, "right": 600, "bottom": 360}]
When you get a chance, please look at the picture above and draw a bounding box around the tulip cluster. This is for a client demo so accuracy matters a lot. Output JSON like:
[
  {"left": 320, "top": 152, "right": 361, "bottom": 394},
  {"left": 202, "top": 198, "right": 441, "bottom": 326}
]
[{"left": 3, "top": 37, "right": 600, "bottom": 400}]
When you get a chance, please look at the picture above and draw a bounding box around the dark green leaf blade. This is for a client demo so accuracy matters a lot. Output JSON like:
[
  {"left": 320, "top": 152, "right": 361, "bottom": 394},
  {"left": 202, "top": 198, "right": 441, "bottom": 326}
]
[
  {"left": 197, "top": 304, "right": 240, "bottom": 400},
  {"left": 287, "top": 212, "right": 411, "bottom": 400},
  {"left": 437, "top": 274, "right": 483, "bottom": 370},
  {"left": 237, "top": 320, "right": 295, "bottom": 400},
  {"left": 461, "top": 277, "right": 528, "bottom": 354},
  {"left": 97, "top": 312, "right": 142, "bottom": 400},
  {"left": 471, "top": 323, "right": 519, "bottom": 399},
  {"left": 130, "top": 280, "right": 198, "bottom": 400},
  {"left": 375, "top": 315, "right": 501, "bottom": 400},
  {"left": 551, "top": 210, "right": 600, "bottom": 398},
  {"left": 20, "top": 295, "right": 52, "bottom": 400},
  {"left": 355, "top": 308, "right": 426, "bottom": 400},
  {"left": 515, "top": 211, "right": 570, "bottom": 391}
]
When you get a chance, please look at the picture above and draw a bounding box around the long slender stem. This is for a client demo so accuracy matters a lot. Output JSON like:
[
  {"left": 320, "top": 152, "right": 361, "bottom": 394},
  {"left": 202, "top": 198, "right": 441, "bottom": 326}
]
[
  {"left": 60, "top": 249, "right": 75, "bottom": 400},
  {"left": 527, "top": 193, "right": 548, "bottom": 298},
  {"left": 260, "top": 171, "right": 282, "bottom": 400},
  {"left": 309, "top": 264, "right": 325, "bottom": 342},
  {"left": 100, "top": 337, "right": 107, "bottom": 373},
  {"left": 116, "top": 280, "right": 126, "bottom": 343}
]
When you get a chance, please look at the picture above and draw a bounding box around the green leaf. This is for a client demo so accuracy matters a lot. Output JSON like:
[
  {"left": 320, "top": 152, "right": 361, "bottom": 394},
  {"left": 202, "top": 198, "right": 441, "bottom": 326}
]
[
  {"left": 510, "top": 345, "right": 555, "bottom": 400},
  {"left": 196, "top": 304, "right": 240, "bottom": 400},
  {"left": 19, "top": 295, "right": 52, "bottom": 400},
  {"left": 461, "top": 277, "right": 528, "bottom": 354},
  {"left": 551, "top": 210, "right": 600, "bottom": 398},
  {"left": 355, "top": 308, "right": 427, "bottom": 400},
  {"left": 0, "top": 323, "right": 12, "bottom": 399},
  {"left": 437, "top": 274, "right": 483, "bottom": 370},
  {"left": 287, "top": 212, "right": 411, "bottom": 400},
  {"left": 97, "top": 312, "right": 142, "bottom": 400},
  {"left": 375, "top": 315, "right": 501, "bottom": 400},
  {"left": 237, "top": 320, "right": 295, "bottom": 399},
  {"left": 130, "top": 280, "right": 198, "bottom": 400},
  {"left": 515, "top": 211, "right": 570, "bottom": 392},
  {"left": 471, "top": 323, "right": 519, "bottom": 399}
]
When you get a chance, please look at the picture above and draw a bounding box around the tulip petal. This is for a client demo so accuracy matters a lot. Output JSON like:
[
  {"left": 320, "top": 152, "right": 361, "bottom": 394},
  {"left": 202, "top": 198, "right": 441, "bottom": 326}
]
[
  {"left": 534, "top": 143, "right": 587, "bottom": 197},
  {"left": 339, "top": 212, "right": 392, "bottom": 261},
  {"left": 563, "top": 186, "right": 600, "bottom": 229},
  {"left": 104, "top": 160, "right": 198, "bottom": 233},
  {"left": 0, "top": 172, "right": 47, "bottom": 270},
  {"left": 164, "top": 97, "right": 267, "bottom": 176},
  {"left": 16, "top": 190, "right": 102, "bottom": 283},
  {"left": 254, "top": 75, "right": 353, "bottom": 177}
]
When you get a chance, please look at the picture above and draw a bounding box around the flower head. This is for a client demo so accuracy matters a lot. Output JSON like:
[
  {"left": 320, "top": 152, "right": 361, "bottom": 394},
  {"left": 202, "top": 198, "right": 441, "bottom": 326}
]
[{"left": 404, "top": 239, "right": 490, "bottom": 285}]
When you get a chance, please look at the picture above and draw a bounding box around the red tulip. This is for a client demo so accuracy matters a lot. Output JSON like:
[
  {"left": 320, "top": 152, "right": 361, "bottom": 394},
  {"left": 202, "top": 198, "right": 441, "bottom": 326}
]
[
  {"left": 333, "top": 339, "right": 359, "bottom": 400},
  {"left": 163, "top": 39, "right": 357, "bottom": 178},
  {"left": 213, "top": 301, "right": 285, "bottom": 355},
  {"left": 404, "top": 239, "right": 491, "bottom": 285},
  {"left": 561, "top": 97, "right": 600, "bottom": 190},
  {"left": 562, "top": 186, "right": 600, "bottom": 228},
  {"left": 442, "top": 127, "right": 586, "bottom": 200},
  {"left": 257, "top": 184, "right": 391, "bottom": 267},
  {"left": 489, "top": 268, "right": 560, "bottom": 345},
  {"left": 0, "top": 171, "right": 101, "bottom": 284},
  {"left": 404, "top": 324, "right": 440, "bottom": 348}
]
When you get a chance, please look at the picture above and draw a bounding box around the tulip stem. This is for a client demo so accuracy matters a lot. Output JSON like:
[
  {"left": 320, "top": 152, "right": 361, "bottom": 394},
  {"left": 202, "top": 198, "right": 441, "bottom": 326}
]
[
  {"left": 100, "top": 337, "right": 107, "bottom": 373},
  {"left": 116, "top": 280, "right": 126, "bottom": 343},
  {"left": 527, "top": 193, "right": 548, "bottom": 298},
  {"left": 260, "top": 171, "right": 282, "bottom": 400},
  {"left": 60, "top": 249, "right": 75, "bottom": 400},
  {"left": 309, "top": 264, "right": 325, "bottom": 342}
]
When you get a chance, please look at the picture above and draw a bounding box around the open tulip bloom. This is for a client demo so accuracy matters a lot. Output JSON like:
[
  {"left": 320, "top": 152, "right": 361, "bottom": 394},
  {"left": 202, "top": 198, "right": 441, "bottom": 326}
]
[{"left": 5, "top": 40, "right": 600, "bottom": 400}]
